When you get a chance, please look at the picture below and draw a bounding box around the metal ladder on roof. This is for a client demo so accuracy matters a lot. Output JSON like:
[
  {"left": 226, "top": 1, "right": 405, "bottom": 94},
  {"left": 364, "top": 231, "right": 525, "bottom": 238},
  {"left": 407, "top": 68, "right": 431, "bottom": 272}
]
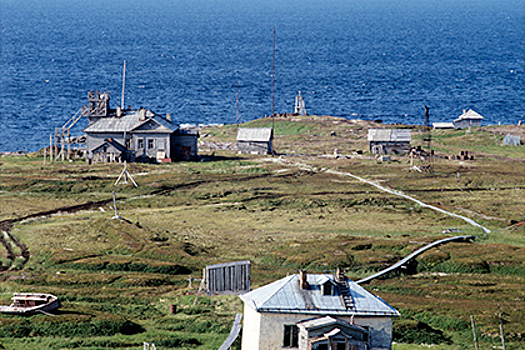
[{"left": 336, "top": 268, "right": 354, "bottom": 310}]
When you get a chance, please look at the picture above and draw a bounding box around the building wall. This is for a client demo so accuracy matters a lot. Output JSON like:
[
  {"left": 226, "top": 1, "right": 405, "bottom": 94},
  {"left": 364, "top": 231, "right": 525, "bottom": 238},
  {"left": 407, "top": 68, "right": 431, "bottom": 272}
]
[
  {"left": 370, "top": 141, "right": 411, "bottom": 155},
  {"left": 132, "top": 132, "right": 172, "bottom": 159},
  {"left": 86, "top": 133, "right": 124, "bottom": 158},
  {"left": 241, "top": 310, "right": 393, "bottom": 350},
  {"left": 237, "top": 141, "right": 272, "bottom": 155},
  {"left": 454, "top": 119, "right": 481, "bottom": 129},
  {"left": 241, "top": 304, "right": 262, "bottom": 350},
  {"left": 173, "top": 134, "right": 198, "bottom": 160}
]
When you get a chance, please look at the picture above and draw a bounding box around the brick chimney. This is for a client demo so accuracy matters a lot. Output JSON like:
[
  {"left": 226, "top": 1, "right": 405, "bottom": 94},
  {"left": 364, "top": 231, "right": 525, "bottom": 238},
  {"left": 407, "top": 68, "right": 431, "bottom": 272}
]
[{"left": 299, "top": 270, "right": 309, "bottom": 290}]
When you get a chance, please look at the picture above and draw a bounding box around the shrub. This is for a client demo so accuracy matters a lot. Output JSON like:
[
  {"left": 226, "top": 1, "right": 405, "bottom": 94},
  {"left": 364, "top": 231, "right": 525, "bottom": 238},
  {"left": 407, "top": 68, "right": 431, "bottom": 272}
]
[{"left": 393, "top": 319, "right": 451, "bottom": 345}]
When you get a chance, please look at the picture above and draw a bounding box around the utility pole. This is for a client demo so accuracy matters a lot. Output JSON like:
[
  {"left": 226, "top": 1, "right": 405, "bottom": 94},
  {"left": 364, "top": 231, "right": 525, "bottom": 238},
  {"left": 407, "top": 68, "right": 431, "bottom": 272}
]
[
  {"left": 271, "top": 27, "right": 275, "bottom": 119},
  {"left": 121, "top": 60, "right": 126, "bottom": 109}
]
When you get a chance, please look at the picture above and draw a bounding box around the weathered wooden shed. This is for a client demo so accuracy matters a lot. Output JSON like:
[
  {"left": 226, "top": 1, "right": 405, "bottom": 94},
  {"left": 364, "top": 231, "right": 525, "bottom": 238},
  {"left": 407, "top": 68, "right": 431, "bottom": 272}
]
[
  {"left": 454, "top": 109, "right": 484, "bottom": 129},
  {"left": 204, "top": 260, "right": 251, "bottom": 295},
  {"left": 236, "top": 128, "right": 273, "bottom": 155},
  {"left": 367, "top": 129, "right": 411, "bottom": 155}
]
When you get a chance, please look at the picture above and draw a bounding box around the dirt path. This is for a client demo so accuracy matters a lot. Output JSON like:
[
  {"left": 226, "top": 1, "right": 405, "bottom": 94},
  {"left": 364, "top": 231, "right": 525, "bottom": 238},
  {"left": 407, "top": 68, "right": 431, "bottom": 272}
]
[{"left": 272, "top": 158, "right": 491, "bottom": 234}]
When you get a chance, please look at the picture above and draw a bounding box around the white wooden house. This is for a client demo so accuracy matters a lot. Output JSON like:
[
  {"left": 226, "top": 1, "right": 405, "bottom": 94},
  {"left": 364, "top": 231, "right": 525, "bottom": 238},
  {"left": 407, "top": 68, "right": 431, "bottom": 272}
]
[
  {"left": 453, "top": 109, "right": 484, "bottom": 129},
  {"left": 239, "top": 271, "right": 399, "bottom": 350}
]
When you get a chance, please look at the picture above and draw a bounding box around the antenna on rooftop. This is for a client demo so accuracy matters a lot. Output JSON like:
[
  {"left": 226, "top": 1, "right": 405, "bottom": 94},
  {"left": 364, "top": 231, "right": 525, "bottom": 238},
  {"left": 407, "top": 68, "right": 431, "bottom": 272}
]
[{"left": 121, "top": 60, "right": 126, "bottom": 109}]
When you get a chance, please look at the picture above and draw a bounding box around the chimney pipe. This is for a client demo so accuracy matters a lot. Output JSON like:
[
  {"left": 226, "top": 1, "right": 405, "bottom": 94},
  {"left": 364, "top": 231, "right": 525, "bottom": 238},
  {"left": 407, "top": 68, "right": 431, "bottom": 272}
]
[
  {"left": 116, "top": 106, "right": 122, "bottom": 118},
  {"left": 167, "top": 113, "right": 171, "bottom": 122},
  {"left": 139, "top": 107, "right": 146, "bottom": 121},
  {"left": 299, "top": 270, "right": 309, "bottom": 290}
]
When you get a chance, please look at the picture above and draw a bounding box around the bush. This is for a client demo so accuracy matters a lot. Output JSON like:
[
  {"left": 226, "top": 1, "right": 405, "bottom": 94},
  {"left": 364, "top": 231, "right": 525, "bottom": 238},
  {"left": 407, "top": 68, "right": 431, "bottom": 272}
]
[{"left": 393, "top": 319, "right": 451, "bottom": 345}]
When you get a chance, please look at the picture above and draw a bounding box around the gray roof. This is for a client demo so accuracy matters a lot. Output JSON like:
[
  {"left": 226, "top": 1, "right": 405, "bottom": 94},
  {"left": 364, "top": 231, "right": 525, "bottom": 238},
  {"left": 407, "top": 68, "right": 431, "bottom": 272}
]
[
  {"left": 367, "top": 129, "right": 411, "bottom": 142},
  {"left": 455, "top": 109, "right": 484, "bottom": 121},
  {"left": 236, "top": 128, "right": 273, "bottom": 142},
  {"left": 240, "top": 273, "right": 399, "bottom": 317},
  {"left": 83, "top": 109, "right": 178, "bottom": 133}
]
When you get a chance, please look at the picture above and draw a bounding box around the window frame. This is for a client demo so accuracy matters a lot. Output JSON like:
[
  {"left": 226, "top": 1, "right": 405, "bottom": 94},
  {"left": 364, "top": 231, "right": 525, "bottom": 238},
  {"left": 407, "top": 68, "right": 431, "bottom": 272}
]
[{"left": 283, "top": 324, "right": 299, "bottom": 348}]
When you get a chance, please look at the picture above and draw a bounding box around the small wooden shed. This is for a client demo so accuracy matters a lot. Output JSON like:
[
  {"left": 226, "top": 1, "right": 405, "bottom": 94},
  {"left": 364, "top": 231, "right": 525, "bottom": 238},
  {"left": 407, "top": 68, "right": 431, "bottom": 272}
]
[
  {"left": 236, "top": 128, "right": 273, "bottom": 155},
  {"left": 367, "top": 129, "right": 411, "bottom": 155},
  {"left": 204, "top": 260, "right": 251, "bottom": 295}
]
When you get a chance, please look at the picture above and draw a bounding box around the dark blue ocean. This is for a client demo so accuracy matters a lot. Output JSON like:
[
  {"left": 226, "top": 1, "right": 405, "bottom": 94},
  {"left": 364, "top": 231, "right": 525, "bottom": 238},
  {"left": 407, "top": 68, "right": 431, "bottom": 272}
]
[{"left": 1, "top": 0, "right": 524, "bottom": 152}]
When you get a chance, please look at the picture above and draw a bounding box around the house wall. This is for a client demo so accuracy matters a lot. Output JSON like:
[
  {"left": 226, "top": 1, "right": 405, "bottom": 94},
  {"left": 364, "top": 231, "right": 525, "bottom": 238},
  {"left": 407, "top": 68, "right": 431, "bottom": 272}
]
[
  {"left": 173, "top": 134, "right": 198, "bottom": 160},
  {"left": 242, "top": 310, "right": 393, "bottom": 350},
  {"left": 86, "top": 133, "right": 124, "bottom": 158},
  {"left": 237, "top": 141, "right": 272, "bottom": 155},
  {"left": 241, "top": 304, "right": 262, "bottom": 350},
  {"left": 454, "top": 119, "right": 481, "bottom": 129},
  {"left": 369, "top": 141, "right": 411, "bottom": 155},
  {"left": 132, "top": 132, "right": 172, "bottom": 159}
]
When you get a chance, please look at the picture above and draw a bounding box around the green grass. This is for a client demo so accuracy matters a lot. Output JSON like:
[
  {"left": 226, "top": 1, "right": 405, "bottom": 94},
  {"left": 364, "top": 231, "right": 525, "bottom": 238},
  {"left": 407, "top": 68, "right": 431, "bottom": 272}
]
[{"left": 0, "top": 117, "right": 523, "bottom": 349}]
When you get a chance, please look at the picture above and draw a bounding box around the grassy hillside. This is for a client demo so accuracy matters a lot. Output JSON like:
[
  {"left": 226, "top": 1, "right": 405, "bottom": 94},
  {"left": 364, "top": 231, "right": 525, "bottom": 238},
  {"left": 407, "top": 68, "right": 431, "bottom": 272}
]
[{"left": 0, "top": 116, "right": 523, "bottom": 349}]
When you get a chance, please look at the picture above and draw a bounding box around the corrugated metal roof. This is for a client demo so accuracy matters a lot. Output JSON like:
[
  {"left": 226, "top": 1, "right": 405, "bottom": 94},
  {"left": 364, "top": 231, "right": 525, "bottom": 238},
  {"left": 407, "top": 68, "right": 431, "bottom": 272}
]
[
  {"left": 236, "top": 128, "right": 273, "bottom": 142},
  {"left": 432, "top": 122, "right": 455, "bottom": 129},
  {"left": 367, "top": 129, "right": 411, "bottom": 142},
  {"left": 240, "top": 274, "right": 399, "bottom": 317},
  {"left": 455, "top": 109, "right": 484, "bottom": 121},
  {"left": 83, "top": 109, "right": 178, "bottom": 133}
]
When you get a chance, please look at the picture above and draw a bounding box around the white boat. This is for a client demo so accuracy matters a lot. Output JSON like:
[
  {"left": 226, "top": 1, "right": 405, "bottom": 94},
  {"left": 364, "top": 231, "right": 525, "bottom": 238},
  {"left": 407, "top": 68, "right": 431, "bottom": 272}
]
[{"left": 0, "top": 293, "right": 61, "bottom": 315}]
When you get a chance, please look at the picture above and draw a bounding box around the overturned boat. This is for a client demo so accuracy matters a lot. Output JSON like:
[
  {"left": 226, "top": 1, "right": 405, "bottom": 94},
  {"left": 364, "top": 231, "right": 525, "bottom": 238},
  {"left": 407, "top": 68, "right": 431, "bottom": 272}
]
[{"left": 0, "top": 293, "right": 61, "bottom": 315}]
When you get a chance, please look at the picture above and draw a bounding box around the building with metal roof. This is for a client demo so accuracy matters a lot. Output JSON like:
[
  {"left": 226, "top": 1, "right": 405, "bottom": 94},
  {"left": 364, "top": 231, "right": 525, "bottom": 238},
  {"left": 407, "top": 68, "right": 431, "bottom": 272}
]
[
  {"left": 81, "top": 91, "right": 198, "bottom": 163},
  {"left": 239, "top": 271, "right": 399, "bottom": 350},
  {"left": 453, "top": 109, "right": 484, "bottom": 129},
  {"left": 236, "top": 128, "right": 274, "bottom": 155},
  {"left": 367, "top": 129, "right": 411, "bottom": 155}
]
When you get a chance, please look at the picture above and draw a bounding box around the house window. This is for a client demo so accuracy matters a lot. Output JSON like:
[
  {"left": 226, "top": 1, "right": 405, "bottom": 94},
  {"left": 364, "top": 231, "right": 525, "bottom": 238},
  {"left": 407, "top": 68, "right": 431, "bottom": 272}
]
[
  {"left": 126, "top": 139, "right": 132, "bottom": 149},
  {"left": 283, "top": 325, "right": 298, "bottom": 348},
  {"left": 147, "top": 139, "right": 155, "bottom": 150},
  {"left": 323, "top": 282, "right": 335, "bottom": 296},
  {"left": 137, "top": 139, "right": 144, "bottom": 149}
]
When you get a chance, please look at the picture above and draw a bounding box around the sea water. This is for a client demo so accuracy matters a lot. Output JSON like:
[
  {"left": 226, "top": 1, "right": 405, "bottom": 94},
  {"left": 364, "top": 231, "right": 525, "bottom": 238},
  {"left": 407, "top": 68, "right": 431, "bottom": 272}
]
[{"left": 0, "top": 0, "right": 523, "bottom": 152}]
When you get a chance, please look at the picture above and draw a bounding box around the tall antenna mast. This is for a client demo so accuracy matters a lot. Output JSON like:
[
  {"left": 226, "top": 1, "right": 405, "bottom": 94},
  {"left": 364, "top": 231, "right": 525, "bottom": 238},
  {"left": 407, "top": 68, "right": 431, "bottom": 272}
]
[
  {"left": 271, "top": 27, "right": 275, "bottom": 118},
  {"left": 235, "top": 79, "right": 240, "bottom": 125},
  {"left": 121, "top": 60, "right": 127, "bottom": 108}
]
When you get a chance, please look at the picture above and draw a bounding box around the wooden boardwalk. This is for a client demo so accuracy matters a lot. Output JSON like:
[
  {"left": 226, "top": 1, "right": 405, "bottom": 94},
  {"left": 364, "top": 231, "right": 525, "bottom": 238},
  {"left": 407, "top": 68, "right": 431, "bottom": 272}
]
[
  {"left": 357, "top": 235, "right": 476, "bottom": 284},
  {"left": 218, "top": 313, "right": 243, "bottom": 350}
]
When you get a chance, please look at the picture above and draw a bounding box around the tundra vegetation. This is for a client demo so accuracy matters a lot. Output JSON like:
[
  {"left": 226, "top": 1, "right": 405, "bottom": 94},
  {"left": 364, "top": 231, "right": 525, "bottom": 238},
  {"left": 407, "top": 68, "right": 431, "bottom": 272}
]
[{"left": 0, "top": 115, "right": 523, "bottom": 350}]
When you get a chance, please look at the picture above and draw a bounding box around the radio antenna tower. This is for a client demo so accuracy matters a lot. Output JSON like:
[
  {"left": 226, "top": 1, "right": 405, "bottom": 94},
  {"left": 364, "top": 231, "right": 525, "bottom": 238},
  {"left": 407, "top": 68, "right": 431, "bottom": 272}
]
[
  {"left": 271, "top": 27, "right": 276, "bottom": 124},
  {"left": 121, "top": 60, "right": 127, "bottom": 109}
]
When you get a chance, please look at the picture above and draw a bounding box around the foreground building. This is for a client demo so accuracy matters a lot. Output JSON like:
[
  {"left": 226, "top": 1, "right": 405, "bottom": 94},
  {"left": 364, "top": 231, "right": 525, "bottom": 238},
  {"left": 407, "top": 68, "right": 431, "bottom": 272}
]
[
  {"left": 239, "top": 270, "right": 399, "bottom": 350},
  {"left": 82, "top": 91, "right": 198, "bottom": 163}
]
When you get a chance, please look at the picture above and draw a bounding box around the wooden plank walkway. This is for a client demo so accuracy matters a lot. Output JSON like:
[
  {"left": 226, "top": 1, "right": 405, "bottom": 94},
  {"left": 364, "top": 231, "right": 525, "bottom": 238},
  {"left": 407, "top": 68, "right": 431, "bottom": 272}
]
[
  {"left": 357, "top": 235, "right": 476, "bottom": 284},
  {"left": 218, "top": 313, "right": 243, "bottom": 350}
]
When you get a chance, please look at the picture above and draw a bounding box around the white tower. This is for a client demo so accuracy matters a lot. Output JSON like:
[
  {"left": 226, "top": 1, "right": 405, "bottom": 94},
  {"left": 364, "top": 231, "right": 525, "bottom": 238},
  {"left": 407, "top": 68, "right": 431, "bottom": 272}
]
[{"left": 294, "top": 91, "right": 306, "bottom": 115}]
